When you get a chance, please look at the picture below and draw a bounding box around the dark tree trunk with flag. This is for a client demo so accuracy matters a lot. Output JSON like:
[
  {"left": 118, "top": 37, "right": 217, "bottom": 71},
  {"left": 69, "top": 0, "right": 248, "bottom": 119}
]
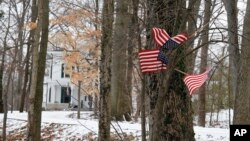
[{"left": 145, "top": 0, "right": 195, "bottom": 140}]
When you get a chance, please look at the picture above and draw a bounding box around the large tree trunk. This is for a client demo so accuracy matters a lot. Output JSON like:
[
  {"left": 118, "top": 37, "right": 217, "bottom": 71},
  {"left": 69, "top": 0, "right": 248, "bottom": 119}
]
[
  {"left": 27, "top": 0, "right": 49, "bottom": 140},
  {"left": 236, "top": 0, "right": 250, "bottom": 124},
  {"left": 198, "top": 0, "right": 212, "bottom": 127},
  {"left": 111, "top": 0, "right": 132, "bottom": 121},
  {"left": 98, "top": 0, "right": 114, "bottom": 140},
  {"left": 146, "top": 0, "right": 195, "bottom": 140},
  {"left": 221, "top": 0, "right": 240, "bottom": 124}
]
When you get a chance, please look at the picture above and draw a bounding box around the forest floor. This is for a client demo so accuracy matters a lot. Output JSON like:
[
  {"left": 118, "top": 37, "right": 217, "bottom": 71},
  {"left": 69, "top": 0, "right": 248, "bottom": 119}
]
[{"left": 0, "top": 110, "right": 231, "bottom": 141}]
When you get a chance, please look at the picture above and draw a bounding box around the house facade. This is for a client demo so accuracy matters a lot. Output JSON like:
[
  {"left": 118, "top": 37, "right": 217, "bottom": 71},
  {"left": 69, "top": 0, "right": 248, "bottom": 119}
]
[{"left": 42, "top": 50, "right": 92, "bottom": 111}]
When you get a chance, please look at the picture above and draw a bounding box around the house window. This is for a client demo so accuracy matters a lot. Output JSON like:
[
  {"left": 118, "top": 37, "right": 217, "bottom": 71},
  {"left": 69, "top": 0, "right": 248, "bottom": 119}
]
[
  {"left": 84, "top": 96, "right": 87, "bottom": 101},
  {"left": 61, "top": 87, "right": 71, "bottom": 103},
  {"left": 61, "top": 64, "right": 70, "bottom": 78}
]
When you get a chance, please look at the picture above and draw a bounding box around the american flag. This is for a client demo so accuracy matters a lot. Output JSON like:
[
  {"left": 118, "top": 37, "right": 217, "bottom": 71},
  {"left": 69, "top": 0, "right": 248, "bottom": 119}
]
[
  {"left": 183, "top": 69, "right": 210, "bottom": 95},
  {"left": 151, "top": 27, "right": 188, "bottom": 49},
  {"left": 151, "top": 27, "right": 170, "bottom": 46},
  {"left": 162, "top": 33, "right": 188, "bottom": 50},
  {"left": 139, "top": 49, "right": 167, "bottom": 73}
]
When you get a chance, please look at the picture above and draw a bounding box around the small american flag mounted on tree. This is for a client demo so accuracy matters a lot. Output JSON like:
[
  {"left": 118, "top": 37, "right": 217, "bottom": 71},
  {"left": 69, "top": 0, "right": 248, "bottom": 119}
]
[
  {"left": 138, "top": 49, "right": 167, "bottom": 73},
  {"left": 152, "top": 27, "right": 188, "bottom": 49},
  {"left": 183, "top": 69, "right": 211, "bottom": 95}
]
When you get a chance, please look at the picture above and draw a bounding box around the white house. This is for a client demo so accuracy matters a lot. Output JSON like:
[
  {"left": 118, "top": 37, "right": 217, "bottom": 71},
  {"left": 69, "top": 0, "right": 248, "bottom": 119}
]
[{"left": 42, "top": 49, "right": 93, "bottom": 111}]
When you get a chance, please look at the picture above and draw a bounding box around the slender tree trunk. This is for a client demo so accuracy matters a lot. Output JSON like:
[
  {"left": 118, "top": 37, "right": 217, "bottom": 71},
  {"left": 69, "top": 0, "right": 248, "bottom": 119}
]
[
  {"left": 16, "top": 0, "right": 27, "bottom": 111},
  {"left": 98, "top": 0, "right": 114, "bottom": 140},
  {"left": 236, "top": 0, "right": 250, "bottom": 124},
  {"left": 198, "top": 0, "right": 212, "bottom": 127},
  {"left": 3, "top": 61, "right": 15, "bottom": 141},
  {"left": 93, "top": 0, "right": 99, "bottom": 117},
  {"left": 186, "top": 0, "right": 201, "bottom": 73},
  {"left": 19, "top": 2, "right": 37, "bottom": 112},
  {"left": 2, "top": 7, "right": 12, "bottom": 139},
  {"left": 0, "top": 2, "right": 12, "bottom": 113},
  {"left": 27, "top": 0, "right": 49, "bottom": 140},
  {"left": 77, "top": 81, "right": 81, "bottom": 119},
  {"left": 126, "top": 0, "right": 139, "bottom": 118},
  {"left": 141, "top": 77, "right": 146, "bottom": 141}
]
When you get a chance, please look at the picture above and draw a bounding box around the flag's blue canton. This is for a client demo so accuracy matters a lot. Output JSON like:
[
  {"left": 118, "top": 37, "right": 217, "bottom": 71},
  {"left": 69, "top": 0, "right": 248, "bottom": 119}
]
[
  {"left": 158, "top": 49, "right": 168, "bottom": 64},
  {"left": 162, "top": 39, "right": 179, "bottom": 50}
]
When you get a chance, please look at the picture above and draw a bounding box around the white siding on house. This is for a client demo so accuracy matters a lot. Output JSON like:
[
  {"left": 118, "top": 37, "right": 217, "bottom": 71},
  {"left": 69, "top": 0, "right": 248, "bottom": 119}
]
[{"left": 43, "top": 50, "right": 92, "bottom": 110}]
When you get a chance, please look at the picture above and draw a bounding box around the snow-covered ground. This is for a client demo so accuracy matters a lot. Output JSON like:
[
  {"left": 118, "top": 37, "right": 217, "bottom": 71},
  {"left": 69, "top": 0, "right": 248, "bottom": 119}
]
[{"left": 0, "top": 110, "right": 231, "bottom": 141}]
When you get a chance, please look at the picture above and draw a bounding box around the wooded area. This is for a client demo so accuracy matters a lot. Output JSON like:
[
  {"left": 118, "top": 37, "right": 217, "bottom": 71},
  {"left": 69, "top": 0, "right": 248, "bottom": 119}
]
[{"left": 0, "top": 0, "right": 250, "bottom": 140}]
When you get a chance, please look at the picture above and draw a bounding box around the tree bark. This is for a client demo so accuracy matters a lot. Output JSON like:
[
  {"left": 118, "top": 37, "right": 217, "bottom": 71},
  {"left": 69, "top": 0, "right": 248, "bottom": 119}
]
[
  {"left": 98, "top": 0, "right": 114, "bottom": 140},
  {"left": 27, "top": 0, "right": 49, "bottom": 140}
]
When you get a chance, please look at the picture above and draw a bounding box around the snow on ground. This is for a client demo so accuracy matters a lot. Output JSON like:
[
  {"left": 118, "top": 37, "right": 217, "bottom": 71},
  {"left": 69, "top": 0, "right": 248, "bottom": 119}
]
[{"left": 0, "top": 110, "right": 230, "bottom": 141}]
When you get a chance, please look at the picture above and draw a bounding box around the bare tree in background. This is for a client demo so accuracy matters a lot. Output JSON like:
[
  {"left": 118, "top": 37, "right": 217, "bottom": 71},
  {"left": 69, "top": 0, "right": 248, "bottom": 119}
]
[
  {"left": 222, "top": 0, "right": 240, "bottom": 124},
  {"left": 98, "top": 0, "right": 114, "bottom": 140},
  {"left": 198, "top": 0, "right": 212, "bottom": 127},
  {"left": 236, "top": 0, "right": 250, "bottom": 124},
  {"left": 111, "top": 0, "right": 132, "bottom": 121}
]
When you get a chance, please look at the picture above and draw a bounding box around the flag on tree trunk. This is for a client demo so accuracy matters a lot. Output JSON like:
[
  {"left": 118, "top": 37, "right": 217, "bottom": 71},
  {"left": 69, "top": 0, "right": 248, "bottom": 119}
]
[
  {"left": 152, "top": 27, "right": 188, "bottom": 49},
  {"left": 183, "top": 69, "right": 210, "bottom": 95},
  {"left": 152, "top": 27, "right": 170, "bottom": 46},
  {"left": 139, "top": 49, "right": 167, "bottom": 73}
]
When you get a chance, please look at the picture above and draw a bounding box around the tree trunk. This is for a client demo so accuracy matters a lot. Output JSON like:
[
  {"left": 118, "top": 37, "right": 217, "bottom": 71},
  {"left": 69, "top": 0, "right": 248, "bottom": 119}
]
[
  {"left": 0, "top": 3, "right": 12, "bottom": 113},
  {"left": 2, "top": 6, "right": 12, "bottom": 140},
  {"left": 77, "top": 81, "right": 81, "bottom": 119},
  {"left": 98, "top": 0, "right": 114, "bottom": 140},
  {"left": 146, "top": 0, "right": 195, "bottom": 140},
  {"left": 27, "top": 0, "right": 49, "bottom": 140},
  {"left": 235, "top": 0, "right": 250, "bottom": 124},
  {"left": 3, "top": 60, "right": 15, "bottom": 141},
  {"left": 126, "top": 0, "right": 139, "bottom": 120},
  {"left": 198, "top": 0, "right": 212, "bottom": 127},
  {"left": 16, "top": 0, "right": 28, "bottom": 111},
  {"left": 221, "top": 0, "right": 240, "bottom": 124},
  {"left": 111, "top": 0, "right": 131, "bottom": 121},
  {"left": 19, "top": 1, "right": 38, "bottom": 112},
  {"left": 93, "top": 0, "right": 99, "bottom": 117},
  {"left": 186, "top": 0, "right": 201, "bottom": 73}
]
